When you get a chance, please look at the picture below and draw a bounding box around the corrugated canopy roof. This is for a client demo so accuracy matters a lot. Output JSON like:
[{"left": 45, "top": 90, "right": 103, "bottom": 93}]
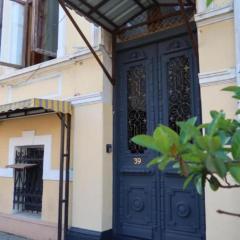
[
  {"left": 0, "top": 98, "right": 72, "bottom": 120},
  {"left": 63, "top": 0, "right": 194, "bottom": 32}
]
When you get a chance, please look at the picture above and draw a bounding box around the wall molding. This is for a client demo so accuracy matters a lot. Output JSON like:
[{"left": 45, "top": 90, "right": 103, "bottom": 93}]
[
  {"left": 0, "top": 131, "right": 72, "bottom": 181},
  {"left": 6, "top": 73, "right": 63, "bottom": 103},
  {"left": 67, "top": 227, "right": 112, "bottom": 240},
  {"left": 195, "top": 4, "right": 233, "bottom": 27},
  {"left": 57, "top": 5, "right": 67, "bottom": 58},
  {"left": 68, "top": 92, "right": 103, "bottom": 106},
  {"left": 199, "top": 68, "right": 236, "bottom": 86},
  {"left": 0, "top": 47, "right": 102, "bottom": 84}
]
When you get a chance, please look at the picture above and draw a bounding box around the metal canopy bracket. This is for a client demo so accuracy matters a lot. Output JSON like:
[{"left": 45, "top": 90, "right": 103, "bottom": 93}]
[
  {"left": 60, "top": 1, "right": 198, "bottom": 85},
  {"left": 58, "top": 0, "right": 114, "bottom": 85},
  {"left": 57, "top": 113, "right": 71, "bottom": 240},
  {"left": 178, "top": 0, "right": 198, "bottom": 58}
]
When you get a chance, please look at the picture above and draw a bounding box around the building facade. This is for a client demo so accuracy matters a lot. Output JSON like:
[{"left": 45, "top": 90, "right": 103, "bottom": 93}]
[{"left": 0, "top": 0, "right": 239, "bottom": 240}]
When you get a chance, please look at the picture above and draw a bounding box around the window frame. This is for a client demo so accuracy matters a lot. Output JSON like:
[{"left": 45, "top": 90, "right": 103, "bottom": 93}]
[
  {"left": 0, "top": 0, "right": 25, "bottom": 68},
  {"left": 32, "top": 0, "right": 58, "bottom": 58},
  {"left": 0, "top": 0, "right": 59, "bottom": 69}
]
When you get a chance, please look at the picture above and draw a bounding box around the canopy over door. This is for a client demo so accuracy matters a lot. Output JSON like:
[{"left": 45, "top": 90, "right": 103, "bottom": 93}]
[{"left": 62, "top": 0, "right": 195, "bottom": 33}]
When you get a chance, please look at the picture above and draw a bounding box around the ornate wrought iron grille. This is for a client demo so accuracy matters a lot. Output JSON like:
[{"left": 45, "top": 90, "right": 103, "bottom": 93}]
[
  {"left": 13, "top": 146, "right": 44, "bottom": 213},
  {"left": 127, "top": 65, "right": 147, "bottom": 154},
  {"left": 118, "top": 6, "right": 194, "bottom": 42},
  {"left": 167, "top": 55, "right": 192, "bottom": 131}
]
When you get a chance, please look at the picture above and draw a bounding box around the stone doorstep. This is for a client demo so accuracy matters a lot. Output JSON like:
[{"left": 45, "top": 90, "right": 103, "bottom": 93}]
[{"left": 0, "top": 232, "right": 29, "bottom": 240}]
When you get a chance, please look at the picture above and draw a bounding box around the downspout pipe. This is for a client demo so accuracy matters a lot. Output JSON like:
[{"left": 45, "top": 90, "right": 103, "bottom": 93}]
[{"left": 234, "top": 0, "right": 240, "bottom": 87}]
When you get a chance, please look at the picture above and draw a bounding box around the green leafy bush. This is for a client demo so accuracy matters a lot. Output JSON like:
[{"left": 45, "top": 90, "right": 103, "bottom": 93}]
[
  {"left": 132, "top": 87, "right": 240, "bottom": 195},
  {"left": 207, "top": 0, "right": 214, "bottom": 7}
]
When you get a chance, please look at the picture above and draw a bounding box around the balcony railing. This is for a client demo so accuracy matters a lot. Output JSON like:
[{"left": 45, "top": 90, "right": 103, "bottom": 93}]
[{"left": 197, "top": 0, "right": 233, "bottom": 13}]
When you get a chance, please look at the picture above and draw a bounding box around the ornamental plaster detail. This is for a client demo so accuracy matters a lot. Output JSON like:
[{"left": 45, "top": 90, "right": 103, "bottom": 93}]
[{"left": 199, "top": 68, "right": 236, "bottom": 86}]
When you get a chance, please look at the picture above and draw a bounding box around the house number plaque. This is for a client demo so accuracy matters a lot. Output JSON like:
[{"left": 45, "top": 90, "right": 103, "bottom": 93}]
[{"left": 133, "top": 157, "right": 143, "bottom": 165}]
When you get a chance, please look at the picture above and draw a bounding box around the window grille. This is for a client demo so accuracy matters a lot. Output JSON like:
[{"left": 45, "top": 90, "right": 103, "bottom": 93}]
[
  {"left": 13, "top": 146, "right": 44, "bottom": 214},
  {"left": 118, "top": 6, "right": 194, "bottom": 42}
]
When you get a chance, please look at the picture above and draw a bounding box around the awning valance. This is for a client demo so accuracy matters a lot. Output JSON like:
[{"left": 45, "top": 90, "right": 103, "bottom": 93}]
[{"left": 0, "top": 98, "right": 72, "bottom": 119}]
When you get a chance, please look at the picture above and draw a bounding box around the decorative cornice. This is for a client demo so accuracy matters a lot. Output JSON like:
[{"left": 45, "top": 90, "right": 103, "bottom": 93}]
[
  {"left": 0, "top": 47, "right": 102, "bottom": 84},
  {"left": 195, "top": 4, "right": 233, "bottom": 27},
  {"left": 67, "top": 92, "right": 103, "bottom": 106},
  {"left": 199, "top": 68, "right": 236, "bottom": 86}
]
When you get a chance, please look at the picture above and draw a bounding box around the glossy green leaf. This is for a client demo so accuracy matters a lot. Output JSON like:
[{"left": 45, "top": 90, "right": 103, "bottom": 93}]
[
  {"left": 232, "top": 131, "right": 240, "bottom": 160},
  {"left": 131, "top": 135, "right": 159, "bottom": 152},
  {"left": 207, "top": 111, "right": 223, "bottom": 136},
  {"left": 236, "top": 109, "right": 240, "bottom": 115},
  {"left": 209, "top": 175, "right": 220, "bottom": 191},
  {"left": 206, "top": 0, "right": 213, "bottom": 7},
  {"left": 177, "top": 117, "right": 199, "bottom": 144},
  {"left": 159, "top": 125, "right": 179, "bottom": 144},
  {"left": 153, "top": 127, "right": 171, "bottom": 154},
  {"left": 223, "top": 86, "right": 240, "bottom": 100},
  {"left": 153, "top": 125, "right": 180, "bottom": 155},
  {"left": 194, "top": 175, "right": 203, "bottom": 195},
  {"left": 229, "top": 167, "right": 240, "bottom": 183},
  {"left": 147, "top": 157, "right": 162, "bottom": 168},
  {"left": 182, "top": 153, "right": 202, "bottom": 163},
  {"left": 222, "top": 86, "right": 240, "bottom": 92},
  {"left": 183, "top": 174, "right": 194, "bottom": 189},
  {"left": 158, "top": 155, "right": 171, "bottom": 170},
  {"left": 212, "top": 151, "right": 227, "bottom": 178},
  {"left": 226, "top": 161, "right": 240, "bottom": 168},
  {"left": 195, "top": 136, "right": 209, "bottom": 150}
]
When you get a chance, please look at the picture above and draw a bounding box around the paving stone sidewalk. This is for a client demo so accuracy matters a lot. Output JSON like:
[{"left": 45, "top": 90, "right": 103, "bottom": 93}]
[{"left": 0, "top": 232, "right": 29, "bottom": 240}]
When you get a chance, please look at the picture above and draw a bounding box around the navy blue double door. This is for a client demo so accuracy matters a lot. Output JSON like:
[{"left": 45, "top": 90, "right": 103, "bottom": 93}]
[{"left": 114, "top": 29, "right": 205, "bottom": 240}]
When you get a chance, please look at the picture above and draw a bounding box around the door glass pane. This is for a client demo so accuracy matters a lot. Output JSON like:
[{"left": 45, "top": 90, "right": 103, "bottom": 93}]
[
  {"left": 167, "top": 55, "right": 192, "bottom": 131},
  {"left": 0, "top": 0, "right": 24, "bottom": 66},
  {"left": 34, "top": 0, "right": 59, "bottom": 57},
  {"left": 127, "top": 64, "right": 147, "bottom": 154}
]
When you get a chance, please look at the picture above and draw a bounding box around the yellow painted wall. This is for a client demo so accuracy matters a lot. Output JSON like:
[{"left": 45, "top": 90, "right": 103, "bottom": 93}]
[
  {"left": 197, "top": 1, "right": 240, "bottom": 239},
  {"left": 101, "top": 103, "right": 113, "bottom": 231},
  {"left": 0, "top": 0, "right": 113, "bottom": 237},
  {"left": 71, "top": 103, "right": 103, "bottom": 231},
  {"left": 65, "top": 10, "right": 94, "bottom": 55},
  {"left": 0, "top": 114, "right": 61, "bottom": 223},
  {"left": 200, "top": 82, "right": 240, "bottom": 240},
  {"left": 198, "top": 19, "right": 235, "bottom": 73},
  {"left": 0, "top": 114, "right": 60, "bottom": 169},
  {"left": 42, "top": 181, "right": 59, "bottom": 223},
  {"left": 0, "top": 47, "right": 113, "bottom": 233},
  {"left": 0, "top": 54, "right": 103, "bottom": 104},
  {"left": 200, "top": 82, "right": 237, "bottom": 121},
  {"left": 0, "top": 178, "right": 13, "bottom": 214},
  {"left": 71, "top": 101, "right": 113, "bottom": 232}
]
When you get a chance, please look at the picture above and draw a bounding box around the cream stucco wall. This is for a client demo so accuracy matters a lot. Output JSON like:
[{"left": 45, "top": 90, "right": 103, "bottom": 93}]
[
  {"left": 0, "top": 1, "right": 112, "bottom": 239},
  {"left": 0, "top": 53, "right": 103, "bottom": 104},
  {"left": 0, "top": 115, "right": 61, "bottom": 222},
  {"left": 198, "top": 19, "right": 235, "bottom": 72},
  {"left": 0, "top": 48, "right": 113, "bottom": 238},
  {"left": 201, "top": 82, "right": 240, "bottom": 240},
  {"left": 71, "top": 101, "right": 113, "bottom": 232},
  {"left": 197, "top": 0, "right": 240, "bottom": 239}
]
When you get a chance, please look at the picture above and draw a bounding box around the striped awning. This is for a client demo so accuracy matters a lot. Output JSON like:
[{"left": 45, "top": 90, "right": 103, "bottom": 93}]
[{"left": 0, "top": 98, "right": 72, "bottom": 115}]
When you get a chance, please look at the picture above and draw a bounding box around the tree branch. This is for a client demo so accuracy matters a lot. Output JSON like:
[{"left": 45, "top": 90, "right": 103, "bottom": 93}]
[
  {"left": 219, "top": 184, "right": 240, "bottom": 189},
  {"left": 217, "top": 210, "right": 240, "bottom": 218},
  {"left": 208, "top": 174, "right": 240, "bottom": 189}
]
